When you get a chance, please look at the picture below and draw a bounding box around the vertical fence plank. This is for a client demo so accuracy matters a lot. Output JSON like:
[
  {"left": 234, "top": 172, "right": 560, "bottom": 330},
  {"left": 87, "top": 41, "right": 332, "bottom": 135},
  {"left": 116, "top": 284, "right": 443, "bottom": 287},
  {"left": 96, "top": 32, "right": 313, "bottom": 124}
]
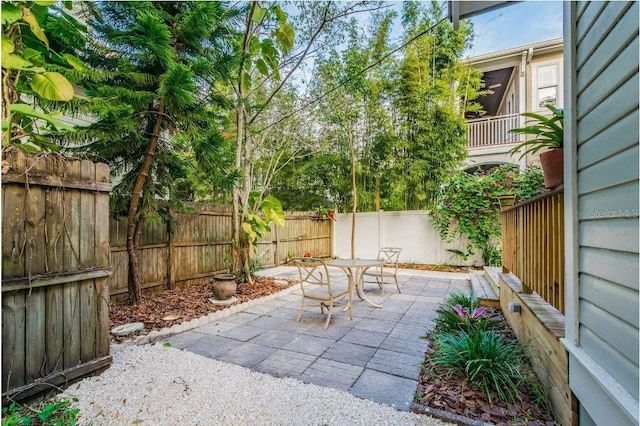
[
  {"left": 2, "top": 150, "right": 26, "bottom": 278},
  {"left": 25, "top": 288, "right": 46, "bottom": 383},
  {"left": 25, "top": 156, "right": 47, "bottom": 276},
  {"left": 45, "top": 284, "right": 64, "bottom": 375},
  {"left": 2, "top": 292, "right": 26, "bottom": 390},
  {"left": 63, "top": 282, "right": 81, "bottom": 369},
  {"left": 79, "top": 160, "right": 96, "bottom": 269},
  {"left": 96, "top": 277, "right": 110, "bottom": 357},
  {"left": 79, "top": 279, "right": 97, "bottom": 362},
  {"left": 63, "top": 160, "right": 81, "bottom": 271},
  {"left": 95, "top": 164, "right": 110, "bottom": 269}
]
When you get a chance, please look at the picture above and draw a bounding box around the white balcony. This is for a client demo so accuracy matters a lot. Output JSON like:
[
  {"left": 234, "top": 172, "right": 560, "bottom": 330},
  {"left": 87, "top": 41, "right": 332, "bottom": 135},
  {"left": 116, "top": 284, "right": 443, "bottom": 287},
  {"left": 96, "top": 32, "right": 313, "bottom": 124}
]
[{"left": 466, "top": 113, "right": 521, "bottom": 148}]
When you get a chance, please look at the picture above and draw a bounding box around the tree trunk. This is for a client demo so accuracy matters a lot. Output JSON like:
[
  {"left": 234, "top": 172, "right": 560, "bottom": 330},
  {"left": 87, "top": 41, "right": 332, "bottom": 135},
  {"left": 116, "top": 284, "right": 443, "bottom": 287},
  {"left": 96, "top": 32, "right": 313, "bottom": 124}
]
[
  {"left": 348, "top": 123, "right": 357, "bottom": 259},
  {"left": 126, "top": 100, "right": 165, "bottom": 304}
]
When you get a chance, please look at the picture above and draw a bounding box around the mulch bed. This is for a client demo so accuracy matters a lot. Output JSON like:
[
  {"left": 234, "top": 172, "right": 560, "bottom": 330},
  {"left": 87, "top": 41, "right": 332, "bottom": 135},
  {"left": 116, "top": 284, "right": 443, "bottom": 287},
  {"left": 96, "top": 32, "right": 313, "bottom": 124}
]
[
  {"left": 109, "top": 277, "right": 295, "bottom": 338},
  {"left": 414, "top": 310, "right": 557, "bottom": 425}
]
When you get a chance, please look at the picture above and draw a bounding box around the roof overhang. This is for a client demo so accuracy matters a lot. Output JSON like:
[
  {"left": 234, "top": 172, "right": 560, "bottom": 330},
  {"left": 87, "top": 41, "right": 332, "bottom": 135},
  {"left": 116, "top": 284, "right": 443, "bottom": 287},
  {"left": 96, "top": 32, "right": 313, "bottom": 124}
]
[{"left": 448, "top": 1, "right": 519, "bottom": 29}]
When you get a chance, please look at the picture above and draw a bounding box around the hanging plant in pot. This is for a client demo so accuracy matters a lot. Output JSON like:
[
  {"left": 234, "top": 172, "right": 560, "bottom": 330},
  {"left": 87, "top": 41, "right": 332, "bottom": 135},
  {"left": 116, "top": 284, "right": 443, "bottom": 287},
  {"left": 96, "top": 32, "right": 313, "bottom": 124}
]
[{"left": 508, "top": 105, "right": 564, "bottom": 189}]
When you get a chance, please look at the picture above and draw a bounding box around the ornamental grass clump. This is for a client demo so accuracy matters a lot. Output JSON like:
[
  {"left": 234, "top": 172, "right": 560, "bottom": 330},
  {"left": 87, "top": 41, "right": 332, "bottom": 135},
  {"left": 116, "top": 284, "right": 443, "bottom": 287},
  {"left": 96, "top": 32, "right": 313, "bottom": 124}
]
[
  {"left": 431, "top": 328, "right": 530, "bottom": 404},
  {"left": 429, "top": 291, "right": 542, "bottom": 406}
]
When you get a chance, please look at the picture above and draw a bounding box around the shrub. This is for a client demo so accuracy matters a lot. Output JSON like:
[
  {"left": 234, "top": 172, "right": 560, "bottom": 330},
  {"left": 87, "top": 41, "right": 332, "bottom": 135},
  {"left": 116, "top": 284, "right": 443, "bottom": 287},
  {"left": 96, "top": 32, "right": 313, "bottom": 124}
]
[
  {"left": 431, "top": 328, "right": 529, "bottom": 404},
  {"left": 2, "top": 397, "right": 80, "bottom": 426}
]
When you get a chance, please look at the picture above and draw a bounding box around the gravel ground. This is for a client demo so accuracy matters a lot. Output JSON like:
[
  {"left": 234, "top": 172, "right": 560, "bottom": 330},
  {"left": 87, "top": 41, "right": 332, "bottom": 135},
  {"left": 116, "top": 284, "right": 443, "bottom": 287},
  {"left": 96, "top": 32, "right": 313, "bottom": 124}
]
[{"left": 62, "top": 344, "right": 453, "bottom": 426}]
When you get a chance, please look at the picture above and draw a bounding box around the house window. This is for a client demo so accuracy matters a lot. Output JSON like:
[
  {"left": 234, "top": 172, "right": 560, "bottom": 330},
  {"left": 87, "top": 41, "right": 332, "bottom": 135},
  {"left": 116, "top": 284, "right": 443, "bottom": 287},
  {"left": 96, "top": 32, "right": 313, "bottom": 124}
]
[{"left": 536, "top": 64, "right": 558, "bottom": 109}]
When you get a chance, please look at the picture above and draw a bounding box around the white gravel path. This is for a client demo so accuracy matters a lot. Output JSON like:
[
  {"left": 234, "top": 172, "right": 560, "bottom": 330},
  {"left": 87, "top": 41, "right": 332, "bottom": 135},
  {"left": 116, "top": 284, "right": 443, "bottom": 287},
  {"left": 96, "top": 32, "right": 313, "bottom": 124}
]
[{"left": 62, "top": 344, "right": 452, "bottom": 426}]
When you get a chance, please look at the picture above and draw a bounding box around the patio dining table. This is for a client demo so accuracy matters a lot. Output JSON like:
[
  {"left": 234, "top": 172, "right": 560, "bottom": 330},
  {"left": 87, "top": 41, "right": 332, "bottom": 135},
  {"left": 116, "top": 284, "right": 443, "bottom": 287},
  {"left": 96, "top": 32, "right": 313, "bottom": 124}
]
[{"left": 326, "top": 258, "right": 384, "bottom": 309}]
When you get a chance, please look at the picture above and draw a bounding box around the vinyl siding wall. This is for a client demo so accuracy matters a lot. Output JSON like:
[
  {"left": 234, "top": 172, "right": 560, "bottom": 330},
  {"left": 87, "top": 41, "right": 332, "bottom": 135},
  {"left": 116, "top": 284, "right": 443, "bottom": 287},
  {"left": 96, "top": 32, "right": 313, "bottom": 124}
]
[{"left": 568, "top": 1, "right": 639, "bottom": 424}]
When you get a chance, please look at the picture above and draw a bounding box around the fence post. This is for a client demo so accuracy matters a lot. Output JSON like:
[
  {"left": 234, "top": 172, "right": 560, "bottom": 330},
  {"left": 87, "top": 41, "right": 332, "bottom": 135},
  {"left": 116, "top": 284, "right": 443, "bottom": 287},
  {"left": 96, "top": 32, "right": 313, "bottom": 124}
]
[
  {"left": 166, "top": 213, "right": 175, "bottom": 289},
  {"left": 274, "top": 225, "right": 280, "bottom": 266}
]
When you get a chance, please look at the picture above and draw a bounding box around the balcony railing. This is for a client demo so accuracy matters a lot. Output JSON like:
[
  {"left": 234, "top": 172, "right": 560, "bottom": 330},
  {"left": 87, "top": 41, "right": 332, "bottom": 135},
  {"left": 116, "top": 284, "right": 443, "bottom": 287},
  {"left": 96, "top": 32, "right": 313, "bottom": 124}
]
[
  {"left": 467, "top": 113, "right": 520, "bottom": 147},
  {"left": 501, "top": 188, "right": 565, "bottom": 314}
]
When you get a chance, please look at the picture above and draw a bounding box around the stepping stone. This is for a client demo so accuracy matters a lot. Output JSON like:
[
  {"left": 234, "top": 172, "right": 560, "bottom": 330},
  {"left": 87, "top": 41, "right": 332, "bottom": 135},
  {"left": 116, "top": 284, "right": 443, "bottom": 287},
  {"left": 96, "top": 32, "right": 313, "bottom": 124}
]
[{"left": 111, "top": 322, "right": 144, "bottom": 337}]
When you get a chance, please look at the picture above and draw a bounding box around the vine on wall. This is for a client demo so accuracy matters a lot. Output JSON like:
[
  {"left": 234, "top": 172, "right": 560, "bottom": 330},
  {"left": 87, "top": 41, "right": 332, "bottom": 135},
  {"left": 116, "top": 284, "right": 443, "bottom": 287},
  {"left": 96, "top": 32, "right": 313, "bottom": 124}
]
[{"left": 429, "top": 165, "right": 544, "bottom": 266}]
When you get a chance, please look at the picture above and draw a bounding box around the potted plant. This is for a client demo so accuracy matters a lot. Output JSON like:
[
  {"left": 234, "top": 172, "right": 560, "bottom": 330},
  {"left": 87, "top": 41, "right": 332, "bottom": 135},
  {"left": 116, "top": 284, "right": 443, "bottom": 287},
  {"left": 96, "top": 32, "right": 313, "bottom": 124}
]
[{"left": 508, "top": 105, "right": 564, "bottom": 189}]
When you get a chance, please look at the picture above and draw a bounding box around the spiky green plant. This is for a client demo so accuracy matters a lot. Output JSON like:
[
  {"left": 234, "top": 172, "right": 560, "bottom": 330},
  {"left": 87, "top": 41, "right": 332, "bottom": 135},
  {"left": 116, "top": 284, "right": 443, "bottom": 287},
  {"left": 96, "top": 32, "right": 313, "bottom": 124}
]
[{"left": 432, "top": 328, "right": 529, "bottom": 404}]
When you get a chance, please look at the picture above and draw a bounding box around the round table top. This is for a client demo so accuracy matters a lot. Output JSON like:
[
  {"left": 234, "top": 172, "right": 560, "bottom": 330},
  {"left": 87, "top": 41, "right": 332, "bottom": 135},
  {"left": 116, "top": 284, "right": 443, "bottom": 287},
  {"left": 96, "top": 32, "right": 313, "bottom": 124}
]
[{"left": 327, "top": 258, "right": 382, "bottom": 268}]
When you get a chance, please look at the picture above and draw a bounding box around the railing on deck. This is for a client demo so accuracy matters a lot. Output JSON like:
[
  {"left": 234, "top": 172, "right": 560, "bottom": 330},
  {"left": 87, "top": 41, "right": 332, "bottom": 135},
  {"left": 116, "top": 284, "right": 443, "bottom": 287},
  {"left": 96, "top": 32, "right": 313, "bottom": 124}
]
[
  {"left": 467, "top": 113, "right": 520, "bottom": 147},
  {"left": 501, "top": 188, "right": 565, "bottom": 314}
]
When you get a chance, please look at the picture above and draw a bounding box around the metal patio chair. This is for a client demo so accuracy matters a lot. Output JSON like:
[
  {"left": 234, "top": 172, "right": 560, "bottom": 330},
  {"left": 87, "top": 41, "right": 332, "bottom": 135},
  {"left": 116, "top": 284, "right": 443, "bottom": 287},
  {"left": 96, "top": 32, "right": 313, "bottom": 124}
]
[
  {"left": 294, "top": 257, "right": 350, "bottom": 329},
  {"left": 363, "top": 247, "right": 403, "bottom": 296}
]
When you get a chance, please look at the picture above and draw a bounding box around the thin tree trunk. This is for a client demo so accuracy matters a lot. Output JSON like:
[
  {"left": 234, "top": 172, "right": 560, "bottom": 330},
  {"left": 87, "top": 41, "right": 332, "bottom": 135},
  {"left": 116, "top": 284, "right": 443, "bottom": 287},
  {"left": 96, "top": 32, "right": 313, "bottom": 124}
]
[
  {"left": 126, "top": 100, "right": 165, "bottom": 304},
  {"left": 348, "top": 123, "right": 357, "bottom": 259}
]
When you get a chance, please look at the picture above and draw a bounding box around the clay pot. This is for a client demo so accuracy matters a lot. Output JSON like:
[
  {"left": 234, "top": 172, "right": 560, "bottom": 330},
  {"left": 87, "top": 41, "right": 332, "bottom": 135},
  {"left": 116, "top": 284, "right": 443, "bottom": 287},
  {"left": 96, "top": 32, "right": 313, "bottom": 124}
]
[
  {"left": 212, "top": 274, "right": 237, "bottom": 300},
  {"left": 540, "top": 148, "right": 564, "bottom": 189}
]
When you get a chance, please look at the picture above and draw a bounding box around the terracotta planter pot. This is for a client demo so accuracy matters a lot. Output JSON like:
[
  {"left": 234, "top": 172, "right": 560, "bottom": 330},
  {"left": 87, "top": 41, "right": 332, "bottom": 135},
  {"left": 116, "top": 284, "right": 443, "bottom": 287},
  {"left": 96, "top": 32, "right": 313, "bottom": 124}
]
[
  {"left": 539, "top": 148, "right": 564, "bottom": 189},
  {"left": 212, "top": 274, "right": 237, "bottom": 300}
]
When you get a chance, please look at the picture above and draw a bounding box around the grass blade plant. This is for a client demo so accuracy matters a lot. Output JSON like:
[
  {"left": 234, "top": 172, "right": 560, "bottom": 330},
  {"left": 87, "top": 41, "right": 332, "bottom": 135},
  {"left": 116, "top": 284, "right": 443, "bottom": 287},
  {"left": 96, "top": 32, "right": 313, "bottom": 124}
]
[{"left": 432, "top": 328, "right": 529, "bottom": 404}]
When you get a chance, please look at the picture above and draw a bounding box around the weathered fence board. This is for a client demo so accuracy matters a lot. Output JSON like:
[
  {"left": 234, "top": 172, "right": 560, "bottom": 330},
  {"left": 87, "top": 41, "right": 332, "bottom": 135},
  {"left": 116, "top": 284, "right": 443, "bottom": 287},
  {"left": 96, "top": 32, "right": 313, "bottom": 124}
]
[
  {"left": 2, "top": 149, "right": 112, "bottom": 402},
  {"left": 109, "top": 208, "right": 332, "bottom": 300}
]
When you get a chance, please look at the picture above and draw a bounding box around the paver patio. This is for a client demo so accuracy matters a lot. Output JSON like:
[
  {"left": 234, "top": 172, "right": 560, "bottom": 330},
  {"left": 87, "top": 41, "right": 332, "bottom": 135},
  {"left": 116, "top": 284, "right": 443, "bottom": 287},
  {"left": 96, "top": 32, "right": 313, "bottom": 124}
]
[{"left": 165, "top": 267, "right": 470, "bottom": 411}]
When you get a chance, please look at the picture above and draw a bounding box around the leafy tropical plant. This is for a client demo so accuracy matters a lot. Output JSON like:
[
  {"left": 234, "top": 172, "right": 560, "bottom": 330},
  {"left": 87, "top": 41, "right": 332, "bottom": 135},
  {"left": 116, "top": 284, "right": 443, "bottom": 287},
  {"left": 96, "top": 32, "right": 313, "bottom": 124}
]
[
  {"left": 1, "top": 0, "right": 83, "bottom": 151},
  {"left": 508, "top": 105, "right": 564, "bottom": 159},
  {"left": 242, "top": 190, "right": 285, "bottom": 247},
  {"left": 432, "top": 328, "right": 530, "bottom": 404}
]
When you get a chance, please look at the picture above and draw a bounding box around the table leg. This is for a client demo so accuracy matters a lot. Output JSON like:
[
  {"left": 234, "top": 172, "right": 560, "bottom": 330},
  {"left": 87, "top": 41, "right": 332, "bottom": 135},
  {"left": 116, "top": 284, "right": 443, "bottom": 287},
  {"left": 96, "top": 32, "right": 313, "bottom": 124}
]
[
  {"left": 354, "top": 268, "right": 382, "bottom": 308},
  {"left": 342, "top": 269, "right": 354, "bottom": 319}
]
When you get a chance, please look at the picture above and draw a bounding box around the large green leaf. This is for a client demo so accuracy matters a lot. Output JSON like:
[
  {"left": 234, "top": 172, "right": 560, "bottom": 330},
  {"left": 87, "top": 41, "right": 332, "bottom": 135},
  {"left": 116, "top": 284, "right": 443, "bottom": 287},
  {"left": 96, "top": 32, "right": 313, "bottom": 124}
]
[
  {"left": 31, "top": 72, "right": 74, "bottom": 101},
  {"left": 251, "top": 5, "right": 266, "bottom": 24},
  {"left": 2, "top": 35, "right": 15, "bottom": 55},
  {"left": 9, "top": 104, "right": 75, "bottom": 130},
  {"left": 63, "top": 53, "right": 87, "bottom": 71},
  {"left": 2, "top": 53, "right": 33, "bottom": 70},
  {"left": 255, "top": 58, "right": 268, "bottom": 76},
  {"left": 21, "top": 6, "right": 49, "bottom": 48},
  {"left": 33, "top": 1, "right": 57, "bottom": 5},
  {"left": 1, "top": 3, "right": 22, "bottom": 25}
]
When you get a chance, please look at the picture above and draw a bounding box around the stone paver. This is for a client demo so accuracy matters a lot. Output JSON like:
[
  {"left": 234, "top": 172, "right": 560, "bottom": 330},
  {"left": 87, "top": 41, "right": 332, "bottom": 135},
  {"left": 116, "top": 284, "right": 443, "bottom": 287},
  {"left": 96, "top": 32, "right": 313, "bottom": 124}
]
[{"left": 168, "top": 266, "right": 471, "bottom": 413}]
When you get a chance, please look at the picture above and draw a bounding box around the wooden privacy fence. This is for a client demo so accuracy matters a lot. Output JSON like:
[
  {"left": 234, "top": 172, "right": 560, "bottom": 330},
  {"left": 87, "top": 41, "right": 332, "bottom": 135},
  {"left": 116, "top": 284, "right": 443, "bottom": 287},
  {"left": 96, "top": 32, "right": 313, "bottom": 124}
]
[
  {"left": 1, "top": 149, "right": 112, "bottom": 401},
  {"left": 501, "top": 188, "right": 565, "bottom": 313},
  {"left": 109, "top": 208, "right": 332, "bottom": 299}
]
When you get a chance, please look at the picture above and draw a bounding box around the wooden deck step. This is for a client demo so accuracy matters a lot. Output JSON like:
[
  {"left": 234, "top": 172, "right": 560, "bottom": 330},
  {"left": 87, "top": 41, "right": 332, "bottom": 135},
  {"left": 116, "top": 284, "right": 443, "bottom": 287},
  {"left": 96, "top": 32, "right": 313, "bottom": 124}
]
[
  {"left": 470, "top": 272, "right": 500, "bottom": 308},
  {"left": 483, "top": 266, "right": 501, "bottom": 296}
]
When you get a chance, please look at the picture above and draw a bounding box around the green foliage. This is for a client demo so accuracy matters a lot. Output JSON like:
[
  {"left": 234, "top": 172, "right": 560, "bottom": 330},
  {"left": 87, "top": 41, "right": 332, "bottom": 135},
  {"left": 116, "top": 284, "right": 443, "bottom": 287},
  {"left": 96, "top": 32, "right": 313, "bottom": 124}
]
[
  {"left": 432, "top": 328, "right": 530, "bottom": 404},
  {"left": 509, "top": 105, "right": 564, "bottom": 159},
  {"left": 444, "top": 290, "right": 478, "bottom": 311},
  {"left": 1, "top": 0, "right": 84, "bottom": 152},
  {"left": 2, "top": 398, "right": 80, "bottom": 426},
  {"left": 242, "top": 191, "right": 285, "bottom": 245},
  {"left": 514, "top": 165, "right": 545, "bottom": 200},
  {"left": 429, "top": 165, "right": 544, "bottom": 264}
]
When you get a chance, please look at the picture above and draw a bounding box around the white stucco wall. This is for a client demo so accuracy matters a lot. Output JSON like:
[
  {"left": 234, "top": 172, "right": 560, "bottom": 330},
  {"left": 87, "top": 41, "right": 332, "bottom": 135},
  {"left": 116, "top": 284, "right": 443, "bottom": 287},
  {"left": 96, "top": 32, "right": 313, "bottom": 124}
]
[{"left": 332, "top": 210, "right": 484, "bottom": 266}]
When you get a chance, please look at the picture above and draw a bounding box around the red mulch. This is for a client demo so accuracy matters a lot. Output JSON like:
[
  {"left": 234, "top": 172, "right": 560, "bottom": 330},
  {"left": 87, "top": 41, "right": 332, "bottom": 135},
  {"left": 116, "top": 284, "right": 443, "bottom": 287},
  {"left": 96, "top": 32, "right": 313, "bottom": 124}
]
[
  {"left": 397, "top": 263, "right": 481, "bottom": 273},
  {"left": 414, "top": 311, "right": 557, "bottom": 425},
  {"left": 109, "top": 276, "right": 295, "bottom": 339}
]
